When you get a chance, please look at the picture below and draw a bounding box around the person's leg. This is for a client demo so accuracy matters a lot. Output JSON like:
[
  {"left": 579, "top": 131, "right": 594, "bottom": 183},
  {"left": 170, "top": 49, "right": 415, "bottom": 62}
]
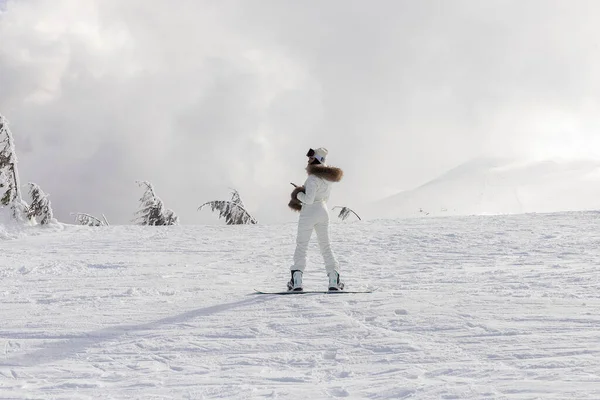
[
  {"left": 288, "top": 209, "right": 317, "bottom": 290},
  {"left": 314, "top": 220, "right": 339, "bottom": 275},
  {"left": 291, "top": 213, "right": 315, "bottom": 273},
  {"left": 314, "top": 205, "right": 343, "bottom": 290}
]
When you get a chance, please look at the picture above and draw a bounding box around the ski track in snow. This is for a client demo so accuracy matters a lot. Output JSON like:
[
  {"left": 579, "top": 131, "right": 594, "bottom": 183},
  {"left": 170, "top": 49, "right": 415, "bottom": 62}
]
[{"left": 1, "top": 212, "right": 600, "bottom": 399}]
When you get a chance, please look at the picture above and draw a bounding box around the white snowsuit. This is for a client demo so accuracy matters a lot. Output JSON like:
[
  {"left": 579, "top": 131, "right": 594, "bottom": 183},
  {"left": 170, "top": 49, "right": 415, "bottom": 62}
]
[{"left": 291, "top": 165, "right": 342, "bottom": 274}]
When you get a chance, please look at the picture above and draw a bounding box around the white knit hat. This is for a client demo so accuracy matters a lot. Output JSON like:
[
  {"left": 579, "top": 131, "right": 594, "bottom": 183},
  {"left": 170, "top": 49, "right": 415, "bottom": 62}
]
[{"left": 311, "top": 147, "right": 328, "bottom": 164}]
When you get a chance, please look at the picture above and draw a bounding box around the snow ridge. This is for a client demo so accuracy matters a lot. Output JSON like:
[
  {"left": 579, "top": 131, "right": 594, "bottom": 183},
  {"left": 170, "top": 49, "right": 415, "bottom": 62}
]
[{"left": 373, "top": 158, "right": 600, "bottom": 219}]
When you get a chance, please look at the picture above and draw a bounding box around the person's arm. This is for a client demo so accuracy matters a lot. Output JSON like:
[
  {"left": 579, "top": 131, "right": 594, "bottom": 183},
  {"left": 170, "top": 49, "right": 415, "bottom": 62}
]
[{"left": 297, "top": 176, "right": 318, "bottom": 205}]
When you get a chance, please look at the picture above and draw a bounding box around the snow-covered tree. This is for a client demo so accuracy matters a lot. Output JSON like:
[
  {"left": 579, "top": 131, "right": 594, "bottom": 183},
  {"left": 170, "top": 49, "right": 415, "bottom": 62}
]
[
  {"left": 332, "top": 206, "right": 361, "bottom": 221},
  {"left": 0, "top": 114, "right": 29, "bottom": 221},
  {"left": 71, "top": 213, "right": 109, "bottom": 226},
  {"left": 162, "top": 208, "right": 178, "bottom": 225},
  {"left": 134, "top": 181, "right": 179, "bottom": 226},
  {"left": 27, "top": 183, "right": 55, "bottom": 225},
  {"left": 199, "top": 189, "right": 258, "bottom": 225}
]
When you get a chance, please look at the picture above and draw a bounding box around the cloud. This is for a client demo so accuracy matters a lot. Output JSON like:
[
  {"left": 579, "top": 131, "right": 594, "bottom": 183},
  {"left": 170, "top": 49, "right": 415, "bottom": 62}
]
[{"left": 2, "top": 0, "right": 600, "bottom": 223}]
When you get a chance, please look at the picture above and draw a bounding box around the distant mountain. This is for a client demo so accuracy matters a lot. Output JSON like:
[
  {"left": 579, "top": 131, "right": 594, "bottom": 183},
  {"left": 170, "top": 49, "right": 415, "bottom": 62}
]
[{"left": 369, "top": 158, "right": 600, "bottom": 219}]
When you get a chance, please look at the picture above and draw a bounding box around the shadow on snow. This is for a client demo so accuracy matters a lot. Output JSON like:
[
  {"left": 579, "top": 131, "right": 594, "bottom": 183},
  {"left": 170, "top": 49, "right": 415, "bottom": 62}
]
[{"left": 1, "top": 296, "right": 270, "bottom": 367}]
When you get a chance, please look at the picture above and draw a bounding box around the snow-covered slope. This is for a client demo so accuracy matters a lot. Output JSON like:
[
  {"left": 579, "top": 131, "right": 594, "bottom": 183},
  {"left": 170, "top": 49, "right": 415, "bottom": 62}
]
[
  {"left": 372, "top": 158, "right": 600, "bottom": 219},
  {"left": 1, "top": 212, "right": 600, "bottom": 399}
]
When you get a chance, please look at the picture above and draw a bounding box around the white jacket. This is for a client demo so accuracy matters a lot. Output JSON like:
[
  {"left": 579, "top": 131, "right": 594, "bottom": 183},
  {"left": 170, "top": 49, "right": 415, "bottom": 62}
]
[
  {"left": 297, "top": 175, "right": 332, "bottom": 204},
  {"left": 296, "top": 164, "right": 344, "bottom": 205}
]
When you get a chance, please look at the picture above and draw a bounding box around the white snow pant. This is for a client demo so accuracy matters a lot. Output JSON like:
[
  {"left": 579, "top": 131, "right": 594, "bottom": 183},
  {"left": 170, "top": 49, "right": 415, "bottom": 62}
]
[{"left": 291, "top": 201, "right": 339, "bottom": 274}]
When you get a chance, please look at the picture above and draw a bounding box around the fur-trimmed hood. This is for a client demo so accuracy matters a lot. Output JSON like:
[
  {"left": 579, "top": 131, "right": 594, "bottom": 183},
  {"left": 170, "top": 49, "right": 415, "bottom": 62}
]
[{"left": 306, "top": 164, "right": 343, "bottom": 182}]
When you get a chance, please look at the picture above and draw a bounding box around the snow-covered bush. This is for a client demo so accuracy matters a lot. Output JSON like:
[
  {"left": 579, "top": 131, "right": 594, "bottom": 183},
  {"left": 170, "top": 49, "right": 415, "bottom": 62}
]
[
  {"left": 134, "top": 181, "right": 179, "bottom": 226},
  {"left": 27, "top": 183, "right": 56, "bottom": 225},
  {"left": 71, "top": 213, "right": 109, "bottom": 226},
  {"left": 199, "top": 189, "right": 257, "bottom": 225},
  {"left": 332, "top": 206, "right": 361, "bottom": 221}
]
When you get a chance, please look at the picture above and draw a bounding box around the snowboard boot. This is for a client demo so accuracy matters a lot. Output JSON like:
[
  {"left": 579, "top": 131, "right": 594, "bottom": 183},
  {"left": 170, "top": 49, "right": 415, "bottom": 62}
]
[
  {"left": 287, "top": 270, "right": 303, "bottom": 292},
  {"left": 328, "top": 271, "right": 344, "bottom": 291}
]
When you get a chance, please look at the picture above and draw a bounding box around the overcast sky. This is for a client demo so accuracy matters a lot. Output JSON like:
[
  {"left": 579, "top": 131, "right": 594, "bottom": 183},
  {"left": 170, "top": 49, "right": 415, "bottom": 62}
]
[{"left": 2, "top": 0, "right": 600, "bottom": 224}]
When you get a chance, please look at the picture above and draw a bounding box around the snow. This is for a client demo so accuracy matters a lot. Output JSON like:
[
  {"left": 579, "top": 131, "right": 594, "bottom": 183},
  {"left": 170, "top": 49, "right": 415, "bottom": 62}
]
[
  {"left": 1, "top": 211, "right": 600, "bottom": 399},
  {"left": 372, "top": 158, "right": 600, "bottom": 219}
]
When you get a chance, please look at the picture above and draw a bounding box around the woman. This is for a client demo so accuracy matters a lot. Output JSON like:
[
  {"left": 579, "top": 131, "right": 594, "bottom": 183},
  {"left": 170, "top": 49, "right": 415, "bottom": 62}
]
[{"left": 287, "top": 147, "right": 344, "bottom": 291}]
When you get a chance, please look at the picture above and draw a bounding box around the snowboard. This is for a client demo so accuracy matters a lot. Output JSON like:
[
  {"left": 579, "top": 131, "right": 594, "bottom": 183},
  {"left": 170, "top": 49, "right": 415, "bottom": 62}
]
[{"left": 254, "top": 289, "right": 375, "bottom": 295}]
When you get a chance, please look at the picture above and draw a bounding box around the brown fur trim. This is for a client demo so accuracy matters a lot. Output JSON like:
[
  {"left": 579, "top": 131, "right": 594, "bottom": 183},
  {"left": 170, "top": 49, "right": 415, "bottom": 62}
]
[
  {"left": 288, "top": 186, "right": 305, "bottom": 212},
  {"left": 306, "top": 164, "right": 343, "bottom": 182}
]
